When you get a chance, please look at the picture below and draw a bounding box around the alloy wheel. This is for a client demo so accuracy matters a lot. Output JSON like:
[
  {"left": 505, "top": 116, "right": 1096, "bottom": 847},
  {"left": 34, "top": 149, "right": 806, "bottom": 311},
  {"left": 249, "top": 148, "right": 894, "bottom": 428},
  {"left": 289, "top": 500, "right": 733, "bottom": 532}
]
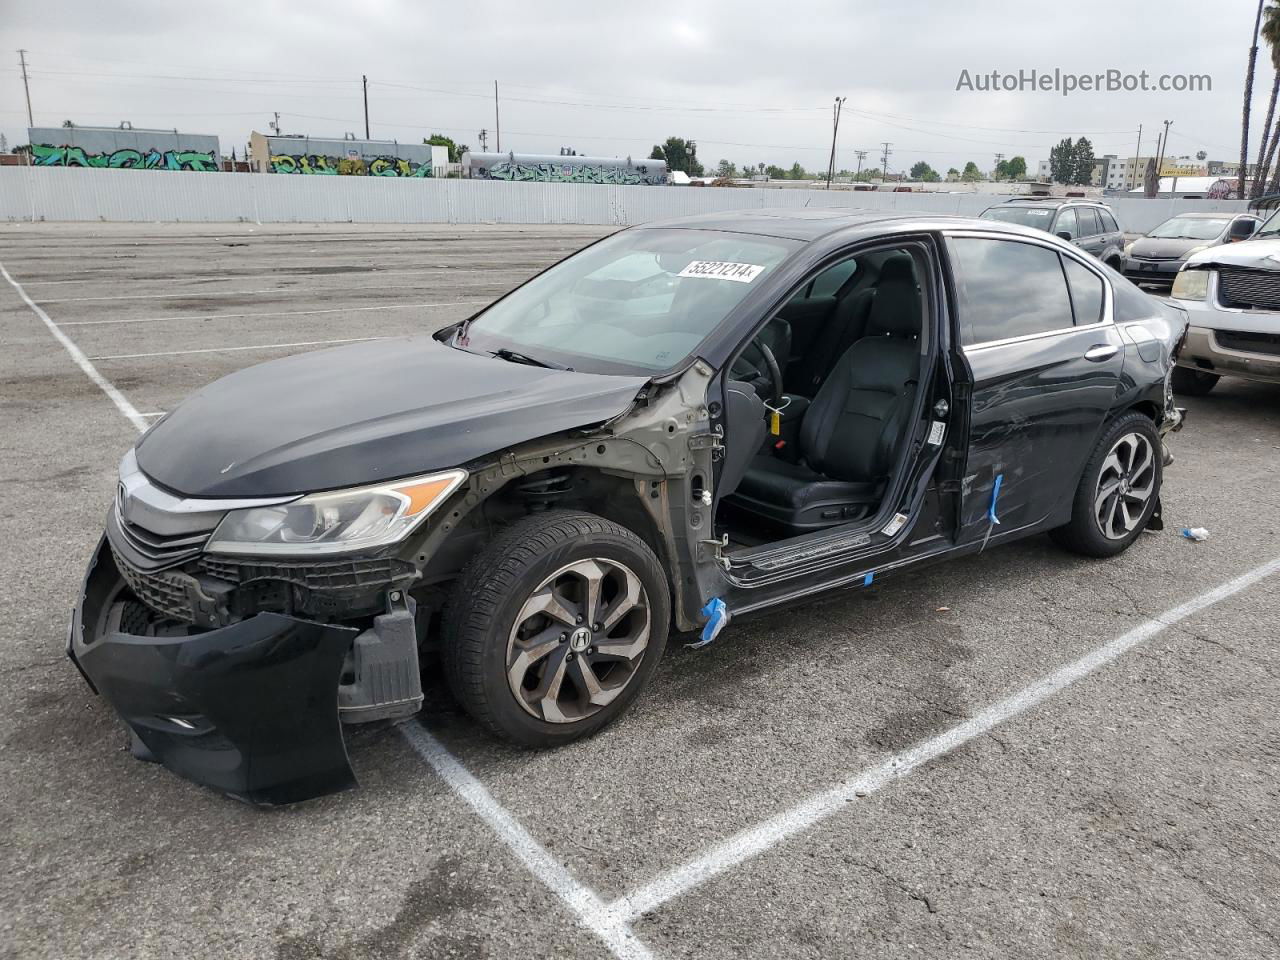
[
  {"left": 1093, "top": 432, "right": 1156, "bottom": 540},
  {"left": 505, "top": 558, "right": 651, "bottom": 723}
]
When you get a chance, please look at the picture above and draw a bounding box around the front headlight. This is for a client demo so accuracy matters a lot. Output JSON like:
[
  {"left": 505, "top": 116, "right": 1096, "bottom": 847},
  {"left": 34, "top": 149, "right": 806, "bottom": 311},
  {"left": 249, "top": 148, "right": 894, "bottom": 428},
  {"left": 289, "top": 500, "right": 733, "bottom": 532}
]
[
  {"left": 1170, "top": 268, "right": 1210, "bottom": 302},
  {"left": 1123, "top": 241, "right": 1134, "bottom": 257},
  {"left": 206, "top": 469, "right": 467, "bottom": 556}
]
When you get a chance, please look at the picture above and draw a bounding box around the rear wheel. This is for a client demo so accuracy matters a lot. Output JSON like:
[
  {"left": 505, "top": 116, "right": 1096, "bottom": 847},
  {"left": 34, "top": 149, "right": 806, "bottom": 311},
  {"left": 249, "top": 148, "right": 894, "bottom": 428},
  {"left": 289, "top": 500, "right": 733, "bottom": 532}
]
[
  {"left": 442, "top": 510, "right": 670, "bottom": 747},
  {"left": 1051, "top": 412, "right": 1162, "bottom": 558},
  {"left": 1171, "top": 366, "right": 1219, "bottom": 397}
]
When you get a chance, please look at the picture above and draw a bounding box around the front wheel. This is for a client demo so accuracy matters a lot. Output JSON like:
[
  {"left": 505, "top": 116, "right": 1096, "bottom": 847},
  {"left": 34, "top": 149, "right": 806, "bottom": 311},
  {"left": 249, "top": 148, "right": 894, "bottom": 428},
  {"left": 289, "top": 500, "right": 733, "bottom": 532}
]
[
  {"left": 1051, "top": 412, "right": 1163, "bottom": 558},
  {"left": 442, "top": 510, "right": 670, "bottom": 747},
  {"left": 1171, "top": 366, "right": 1219, "bottom": 397}
]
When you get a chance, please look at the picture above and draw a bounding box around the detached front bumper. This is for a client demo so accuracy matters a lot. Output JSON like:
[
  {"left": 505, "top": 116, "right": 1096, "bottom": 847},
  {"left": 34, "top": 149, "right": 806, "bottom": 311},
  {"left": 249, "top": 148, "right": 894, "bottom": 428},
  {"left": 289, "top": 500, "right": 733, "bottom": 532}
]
[{"left": 67, "top": 538, "right": 360, "bottom": 805}]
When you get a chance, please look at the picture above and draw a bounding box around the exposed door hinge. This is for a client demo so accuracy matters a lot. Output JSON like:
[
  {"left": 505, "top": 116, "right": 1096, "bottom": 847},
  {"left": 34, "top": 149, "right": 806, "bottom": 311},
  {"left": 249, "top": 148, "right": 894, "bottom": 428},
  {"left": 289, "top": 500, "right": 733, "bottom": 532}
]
[
  {"left": 698, "top": 533, "right": 730, "bottom": 569},
  {"left": 689, "top": 427, "right": 725, "bottom": 459}
]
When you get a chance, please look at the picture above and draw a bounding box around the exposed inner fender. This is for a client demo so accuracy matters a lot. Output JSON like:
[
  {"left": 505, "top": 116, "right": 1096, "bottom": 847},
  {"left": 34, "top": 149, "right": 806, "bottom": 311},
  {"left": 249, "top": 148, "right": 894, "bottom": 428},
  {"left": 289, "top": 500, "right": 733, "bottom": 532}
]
[{"left": 402, "top": 361, "right": 719, "bottom": 632}]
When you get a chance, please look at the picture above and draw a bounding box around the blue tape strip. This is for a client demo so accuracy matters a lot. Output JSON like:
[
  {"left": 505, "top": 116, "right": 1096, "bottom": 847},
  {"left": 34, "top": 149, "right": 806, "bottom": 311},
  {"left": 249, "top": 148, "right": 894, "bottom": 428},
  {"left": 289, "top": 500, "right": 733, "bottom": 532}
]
[
  {"left": 863, "top": 571, "right": 874, "bottom": 586},
  {"left": 988, "top": 473, "right": 1004, "bottom": 525},
  {"left": 687, "top": 597, "right": 730, "bottom": 649}
]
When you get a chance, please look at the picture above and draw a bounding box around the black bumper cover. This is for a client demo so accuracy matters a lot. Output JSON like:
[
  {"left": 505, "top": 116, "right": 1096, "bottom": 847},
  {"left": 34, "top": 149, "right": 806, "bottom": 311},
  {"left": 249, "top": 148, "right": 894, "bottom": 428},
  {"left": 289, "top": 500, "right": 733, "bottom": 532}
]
[{"left": 68, "top": 538, "right": 360, "bottom": 805}]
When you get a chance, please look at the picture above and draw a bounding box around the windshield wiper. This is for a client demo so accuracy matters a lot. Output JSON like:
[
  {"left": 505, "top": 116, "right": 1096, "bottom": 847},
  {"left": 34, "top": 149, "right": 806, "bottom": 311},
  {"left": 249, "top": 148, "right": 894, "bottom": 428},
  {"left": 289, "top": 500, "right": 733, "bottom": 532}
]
[{"left": 491, "top": 347, "right": 572, "bottom": 370}]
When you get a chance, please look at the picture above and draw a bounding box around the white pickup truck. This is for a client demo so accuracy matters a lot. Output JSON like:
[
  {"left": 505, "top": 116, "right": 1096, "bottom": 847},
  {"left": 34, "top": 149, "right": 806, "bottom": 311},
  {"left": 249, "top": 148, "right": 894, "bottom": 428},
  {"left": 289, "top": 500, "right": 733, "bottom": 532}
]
[{"left": 1168, "top": 236, "right": 1280, "bottom": 395}]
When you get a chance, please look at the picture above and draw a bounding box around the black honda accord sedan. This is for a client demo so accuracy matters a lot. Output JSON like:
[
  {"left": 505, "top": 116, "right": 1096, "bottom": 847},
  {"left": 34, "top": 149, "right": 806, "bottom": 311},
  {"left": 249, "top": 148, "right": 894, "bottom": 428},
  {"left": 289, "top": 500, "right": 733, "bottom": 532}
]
[{"left": 69, "top": 209, "right": 1187, "bottom": 804}]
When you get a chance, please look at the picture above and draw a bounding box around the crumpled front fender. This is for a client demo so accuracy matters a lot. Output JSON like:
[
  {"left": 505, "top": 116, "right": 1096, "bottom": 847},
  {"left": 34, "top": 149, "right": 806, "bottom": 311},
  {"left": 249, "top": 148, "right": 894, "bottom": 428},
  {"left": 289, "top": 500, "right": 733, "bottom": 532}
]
[{"left": 68, "top": 538, "right": 360, "bottom": 805}]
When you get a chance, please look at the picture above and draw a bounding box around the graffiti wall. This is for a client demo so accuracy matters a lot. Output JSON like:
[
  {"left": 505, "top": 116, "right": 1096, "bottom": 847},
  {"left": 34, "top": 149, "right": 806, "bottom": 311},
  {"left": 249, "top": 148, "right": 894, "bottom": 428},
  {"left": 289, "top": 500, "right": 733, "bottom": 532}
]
[
  {"left": 32, "top": 143, "right": 217, "bottom": 171},
  {"left": 266, "top": 153, "right": 433, "bottom": 177},
  {"left": 27, "top": 127, "right": 221, "bottom": 172},
  {"left": 465, "top": 152, "right": 668, "bottom": 186},
  {"left": 251, "top": 133, "right": 447, "bottom": 177}
]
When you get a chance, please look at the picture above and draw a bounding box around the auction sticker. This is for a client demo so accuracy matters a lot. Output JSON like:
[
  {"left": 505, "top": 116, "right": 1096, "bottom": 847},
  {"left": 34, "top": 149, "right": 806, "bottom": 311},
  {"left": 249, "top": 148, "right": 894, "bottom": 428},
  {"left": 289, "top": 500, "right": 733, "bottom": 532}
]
[{"left": 678, "top": 260, "right": 765, "bottom": 283}]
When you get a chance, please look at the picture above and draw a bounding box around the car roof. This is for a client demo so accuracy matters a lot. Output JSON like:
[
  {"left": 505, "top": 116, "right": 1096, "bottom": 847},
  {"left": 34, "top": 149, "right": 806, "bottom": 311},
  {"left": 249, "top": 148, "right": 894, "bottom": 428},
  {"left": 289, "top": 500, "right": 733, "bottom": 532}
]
[
  {"left": 997, "top": 197, "right": 1111, "bottom": 208},
  {"left": 634, "top": 206, "right": 1046, "bottom": 242}
]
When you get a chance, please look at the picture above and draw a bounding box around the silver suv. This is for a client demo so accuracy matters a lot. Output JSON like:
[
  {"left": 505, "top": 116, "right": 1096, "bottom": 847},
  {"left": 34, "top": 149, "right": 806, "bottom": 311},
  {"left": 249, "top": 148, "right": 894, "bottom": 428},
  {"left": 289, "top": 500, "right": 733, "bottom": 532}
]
[{"left": 980, "top": 198, "right": 1127, "bottom": 269}]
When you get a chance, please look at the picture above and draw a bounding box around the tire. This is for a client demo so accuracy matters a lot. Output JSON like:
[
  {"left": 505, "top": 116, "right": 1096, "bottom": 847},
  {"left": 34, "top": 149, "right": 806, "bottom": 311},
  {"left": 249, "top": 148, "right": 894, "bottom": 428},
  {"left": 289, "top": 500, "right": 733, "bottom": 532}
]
[
  {"left": 442, "top": 510, "right": 670, "bottom": 748},
  {"left": 1050, "top": 411, "right": 1163, "bottom": 558},
  {"left": 1171, "top": 365, "right": 1219, "bottom": 397}
]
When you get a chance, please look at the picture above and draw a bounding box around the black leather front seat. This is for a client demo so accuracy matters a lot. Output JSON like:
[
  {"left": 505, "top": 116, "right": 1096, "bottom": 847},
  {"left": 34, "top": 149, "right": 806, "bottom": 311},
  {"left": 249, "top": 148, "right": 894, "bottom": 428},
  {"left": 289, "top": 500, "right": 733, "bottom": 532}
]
[{"left": 725, "top": 254, "right": 922, "bottom": 533}]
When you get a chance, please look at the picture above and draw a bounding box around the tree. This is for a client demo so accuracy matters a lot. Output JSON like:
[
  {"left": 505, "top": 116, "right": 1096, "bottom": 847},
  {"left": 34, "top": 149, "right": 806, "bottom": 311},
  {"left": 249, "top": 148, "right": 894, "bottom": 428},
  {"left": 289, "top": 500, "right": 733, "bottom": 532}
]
[
  {"left": 424, "top": 133, "right": 464, "bottom": 163},
  {"left": 961, "top": 160, "right": 983, "bottom": 181},
  {"left": 1049, "top": 138, "right": 1075, "bottom": 183},
  {"left": 909, "top": 161, "right": 940, "bottom": 182},
  {"left": 715, "top": 159, "right": 738, "bottom": 178},
  {"left": 854, "top": 166, "right": 881, "bottom": 182},
  {"left": 1252, "top": 3, "right": 1280, "bottom": 196},
  {"left": 788, "top": 162, "right": 807, "bottom": 179},
  {"left": 1242, "top": 0, "right": 1267, "bottom": 198},
  {"left": 764, "top": 164, "right": 788, "bottom": 180},
  {"left": 1005, "top": 156, "right": 1027, "bottom": 180},
  {"left": 1071, "top": 137, "right": 1096, "bottom": 185},
  {"left": 649, "top": 137, "right": 704, "bottom": 176},
  {"left": 0, "top": 133, "right": 7, "bottom": 154},
  {"left": 61, "top": 119, "right": 74, "bottom": 128},
  {"left": 946, "top": 167, "right": 960, "bottom": 179},
  {"left": 1196, "top": 150, "right": 1208, "bottom": 161}
]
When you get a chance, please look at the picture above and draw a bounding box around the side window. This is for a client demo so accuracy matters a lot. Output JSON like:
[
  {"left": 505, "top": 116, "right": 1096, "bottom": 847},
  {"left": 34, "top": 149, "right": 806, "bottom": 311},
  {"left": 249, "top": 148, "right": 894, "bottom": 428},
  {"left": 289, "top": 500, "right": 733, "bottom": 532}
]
[
  {"left": 949, "top": 238, "right": 1076, "bottom": 345},
  {"left": 1062, "top": 257, "right": 1105, "bottom": 325},
  {"left": 807, "top": 258, "right": 858, "bottom": 300},
  {"left": 1077, "top": 208, "right": 1101, "bottom": 237},
  {"left": 1099, "top": 210, "right": 1120, "bottom": 234},
  {"left": 1054, "top": 208, "right": 1078, "bottom": 240}
]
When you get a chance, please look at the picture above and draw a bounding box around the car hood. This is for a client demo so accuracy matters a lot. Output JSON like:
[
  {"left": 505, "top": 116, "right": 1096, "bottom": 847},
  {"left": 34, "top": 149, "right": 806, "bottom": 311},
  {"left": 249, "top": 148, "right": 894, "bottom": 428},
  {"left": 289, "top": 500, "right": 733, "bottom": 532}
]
[
  {"left": 135, "top": 336, "right": 649, "bottom": 497},
  {"left": 1183, "top": 237, "right": 1280, "bottom": 270},
  {"left": 1129, "top": 236, "right": 1214, "bottom": 259}
]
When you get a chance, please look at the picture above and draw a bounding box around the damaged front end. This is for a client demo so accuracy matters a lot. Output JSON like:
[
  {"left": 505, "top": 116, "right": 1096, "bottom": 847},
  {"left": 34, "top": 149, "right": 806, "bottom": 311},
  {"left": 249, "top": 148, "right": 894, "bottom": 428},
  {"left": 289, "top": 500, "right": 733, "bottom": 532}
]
[{"left": 68, "top": 487, "right": 428, "bottom": 804}]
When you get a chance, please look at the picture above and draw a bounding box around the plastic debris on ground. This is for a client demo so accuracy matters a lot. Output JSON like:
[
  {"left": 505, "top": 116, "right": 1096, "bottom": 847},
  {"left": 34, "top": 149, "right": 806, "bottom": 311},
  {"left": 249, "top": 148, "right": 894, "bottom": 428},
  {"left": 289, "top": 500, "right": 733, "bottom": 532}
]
[
  {"left": 1181, "top": 527, "right": 1210, "bottom": 542},
  {"left": 687, "top": 597, "right": 730, "bottom": 649}
]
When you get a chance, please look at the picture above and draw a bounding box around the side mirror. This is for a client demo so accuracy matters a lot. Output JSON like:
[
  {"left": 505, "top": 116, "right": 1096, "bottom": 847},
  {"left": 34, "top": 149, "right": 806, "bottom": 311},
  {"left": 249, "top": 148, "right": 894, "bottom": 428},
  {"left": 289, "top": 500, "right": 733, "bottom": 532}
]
[
  {"left": 1055, "top": 230, "right": 1073, "bottom": 242},
  {"left": 1228, "top": 221, "right": 1256, "bottom": 242}
]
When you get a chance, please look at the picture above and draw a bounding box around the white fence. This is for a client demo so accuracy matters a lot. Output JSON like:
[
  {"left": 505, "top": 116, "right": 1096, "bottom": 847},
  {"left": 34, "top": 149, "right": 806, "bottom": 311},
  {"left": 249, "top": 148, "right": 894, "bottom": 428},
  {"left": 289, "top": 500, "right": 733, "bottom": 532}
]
[{"left": 0, "top": 165, "right": 1253, "bottom": 233}]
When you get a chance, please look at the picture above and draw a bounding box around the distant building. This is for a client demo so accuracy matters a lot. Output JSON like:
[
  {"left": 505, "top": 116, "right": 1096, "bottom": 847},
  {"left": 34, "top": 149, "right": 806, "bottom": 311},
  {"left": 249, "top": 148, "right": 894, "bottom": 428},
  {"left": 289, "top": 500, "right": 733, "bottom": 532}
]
[
  {"left": 463, "top": 151, "right": 668, "bottom": 185},
  {"left": 1126, "top": 176, "right": 1238, "bottom": 199},
  {"left": 248, "top": 132, "right": 447, "bottom": 177},
  {"left": 26, "top": 124, "right": 220, "bottom": 171}
]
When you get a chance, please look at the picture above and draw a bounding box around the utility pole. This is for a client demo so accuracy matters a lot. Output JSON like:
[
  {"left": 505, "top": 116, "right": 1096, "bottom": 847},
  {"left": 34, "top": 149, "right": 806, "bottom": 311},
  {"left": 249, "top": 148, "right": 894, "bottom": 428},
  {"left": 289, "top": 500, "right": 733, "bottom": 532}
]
[
  {"left": 880, "top": 142, "right": 893, "bottom": 179},
  {"left": 17, "top": 49, "right": 33, "bottom": 128},
  {"left": 1131, "top": 124, "right": 1143, "bottom": 190},
  {"left": 478, "top": 129, "right": 488, "bottom": 152},
  {"left": 362, "top": 75, "right": 370, "bottom": 140},
  {"left": 1156, "top": 119, "right": 1172, "bottom": 181},
  {"left": 854, "top": 149, "right": 867, "bottom": 179},
  {"left": 826, "top": 96, "right": 845, "bottom": 189},
  {"left": 494, "top": 81, "right": 501, "bottom": 153},
  {"left": 993, "top": 152, "right": 1004, "bottom": 179},
  {"left": 270, "top": 112, "right": 281, "bottom": 136}
]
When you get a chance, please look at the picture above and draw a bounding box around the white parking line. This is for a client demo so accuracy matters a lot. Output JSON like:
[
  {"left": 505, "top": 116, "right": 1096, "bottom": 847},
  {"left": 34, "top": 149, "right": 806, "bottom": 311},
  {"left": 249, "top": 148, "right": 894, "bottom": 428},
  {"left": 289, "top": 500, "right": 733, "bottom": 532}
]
[
  {"left": 87, "top": 337, "right": 386, "bottom": 361},
  {"left": 58, "top": 301, "right": 487, "bottom": 327},
  {"left": 37, "top": 286, "right": 481, "bottom": 304},
  {"left": 401, "top": 724, "right": 653, "bottom": 960},
  {"left": 606, "top": 553, "right": 1280, "bottom": 922},
  {"left": 0, "top": 260, "right": 149, "bottom": 433}
]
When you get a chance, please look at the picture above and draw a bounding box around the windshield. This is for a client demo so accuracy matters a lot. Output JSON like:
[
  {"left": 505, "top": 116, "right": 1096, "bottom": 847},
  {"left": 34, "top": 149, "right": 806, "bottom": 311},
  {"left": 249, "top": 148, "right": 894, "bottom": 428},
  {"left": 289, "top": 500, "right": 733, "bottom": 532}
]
[
  {"left": 1257, "top": 209, "right": 1280, "bottom": 237},
  {"left": 457, "top": 228, "right": 799, "bottom": 374},
  {"left": 979, "top": 206, "right": 1057, "bottom": 231},
  {"left": 1147, "top": 216, "right": 1229, "bottom": 240}
]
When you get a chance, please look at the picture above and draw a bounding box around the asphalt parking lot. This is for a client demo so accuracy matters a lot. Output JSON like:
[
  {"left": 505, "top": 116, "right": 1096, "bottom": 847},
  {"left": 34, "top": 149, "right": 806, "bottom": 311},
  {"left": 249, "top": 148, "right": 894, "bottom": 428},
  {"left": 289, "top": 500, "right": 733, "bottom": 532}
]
[{"left": 2, "top": 221, "right": 1279, "bottom": 960}]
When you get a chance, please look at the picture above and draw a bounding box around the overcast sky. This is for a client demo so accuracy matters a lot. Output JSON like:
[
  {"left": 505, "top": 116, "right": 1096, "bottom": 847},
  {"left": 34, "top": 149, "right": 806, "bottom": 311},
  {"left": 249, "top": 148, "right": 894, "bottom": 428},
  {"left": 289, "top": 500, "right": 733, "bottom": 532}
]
[{"left": 0, "top": 1, "right": 1264, "bottom": 175}]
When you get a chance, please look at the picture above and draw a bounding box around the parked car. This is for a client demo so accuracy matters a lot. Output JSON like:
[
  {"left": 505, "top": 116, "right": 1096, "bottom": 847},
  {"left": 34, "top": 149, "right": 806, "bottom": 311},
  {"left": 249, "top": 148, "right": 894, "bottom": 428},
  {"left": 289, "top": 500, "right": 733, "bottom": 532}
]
[
  {"left": 1123, "top": 212, "right": 1261, "bottom": 288},
  {"left": 69, "top": 210, "right": 1187, "bottom": 804},
  {"left": 980, "top": 198, "right": 1127, "bottom": 268},
  {"left": 1168, "top": 213, "right": 1280, "bottom": 395}
]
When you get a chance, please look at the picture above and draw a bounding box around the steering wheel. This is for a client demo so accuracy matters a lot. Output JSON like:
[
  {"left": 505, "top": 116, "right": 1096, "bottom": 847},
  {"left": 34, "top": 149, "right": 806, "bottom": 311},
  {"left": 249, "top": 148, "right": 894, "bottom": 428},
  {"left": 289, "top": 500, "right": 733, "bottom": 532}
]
[{"left": 743, "top": 338, "right": 784, "bottom": 409}]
